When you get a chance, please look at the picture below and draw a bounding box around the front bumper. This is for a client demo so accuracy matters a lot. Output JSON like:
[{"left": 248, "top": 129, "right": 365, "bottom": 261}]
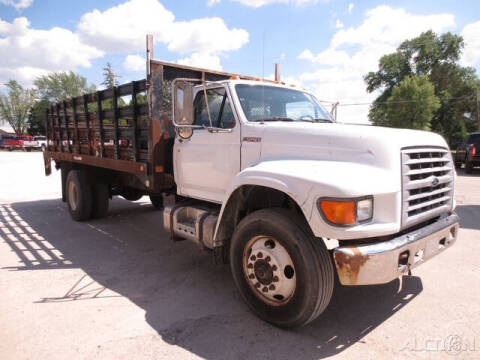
[{"left": 333, "top": 213, "right": 459, "bottom": 285}]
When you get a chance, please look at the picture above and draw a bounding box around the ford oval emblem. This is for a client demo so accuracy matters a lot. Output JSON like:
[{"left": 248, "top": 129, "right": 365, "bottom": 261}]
[{"left": 432, "top": 177, "right": 440, "bottom": 186}]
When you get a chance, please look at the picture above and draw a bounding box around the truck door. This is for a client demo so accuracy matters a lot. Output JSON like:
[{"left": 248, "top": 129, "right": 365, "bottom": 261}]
[{"left": 174, "top": 85, "right": 240, "bottom": 203}]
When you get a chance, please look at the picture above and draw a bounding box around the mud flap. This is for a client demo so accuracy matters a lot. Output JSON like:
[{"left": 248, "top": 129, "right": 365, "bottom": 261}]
[{"left": 43, "top": 153, "right": 52, "bottom": 176}]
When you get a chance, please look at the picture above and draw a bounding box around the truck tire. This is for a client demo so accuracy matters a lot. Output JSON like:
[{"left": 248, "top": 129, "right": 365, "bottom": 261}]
[
  {"left": 465, "top": 159, "right": 473, "bottom": 173},
  {"left": 122, "top": 188, "right": 143, "bottom": 201},
  {"left": 230, "top": 208, "right": 334, "bottom": 328},
  {"left": 66, "top": 170, "right": 93, "bottom": 221},
  {"left": 149, "top": 195, "right": 163, "bottom": 209},
  {"left": 91, "top": 183, "right": 109, "bottom": 219}
]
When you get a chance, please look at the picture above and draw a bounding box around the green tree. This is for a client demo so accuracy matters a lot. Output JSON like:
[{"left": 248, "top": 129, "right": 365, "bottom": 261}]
[
  {"left": 0, "top": 80, "right": 37, "bottom": 135},
  {"left": 27, "top": 100, "right": 49, "bottom": 135},
  {"left": 32, "top": 72, "right": 95, "bottom": 135},
  {"left": 384, "top": 76, "right": 440, "bottom": 130},
  {"left": 102, "top": 62, "right": 120, "bottom": 89},
  {"left": 365, "top": 30, "right": 480, "bottom": 145},
  {"left": 34, "top": 71, "right": 95, "bottom": 102}
]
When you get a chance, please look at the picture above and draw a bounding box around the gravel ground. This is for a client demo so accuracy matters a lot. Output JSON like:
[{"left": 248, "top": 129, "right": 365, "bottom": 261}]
[{"left": 0, "top": 151, "right": 479, "bottom": 360}]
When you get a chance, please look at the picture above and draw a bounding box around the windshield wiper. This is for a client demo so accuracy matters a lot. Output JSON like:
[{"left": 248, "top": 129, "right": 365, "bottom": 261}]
[{"left": 312, "top": 118, "right": 333, "bottom": 123}]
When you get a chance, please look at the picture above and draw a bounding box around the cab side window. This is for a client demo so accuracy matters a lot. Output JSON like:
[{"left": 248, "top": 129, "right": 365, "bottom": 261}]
[{"left": 194, "top": 88, "right": 235, "bottom": 129}]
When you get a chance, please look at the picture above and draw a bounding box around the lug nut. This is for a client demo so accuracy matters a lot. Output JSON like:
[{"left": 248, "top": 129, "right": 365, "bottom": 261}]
[
  {"left": 257, "top": 252, "right": 263, "bottom": 258},
  {"left": 272, "top": 276, "right": 279, "bottom": 282},
  {"left": 262, "top": 286, "right": 268, "bottom": 292},
  {"left": 269, "top": 284, "right": 275, "bottom": 290},
  {"left": 265, "top": 256, "right": 271, "bottom": 262},
  {"left": 272, "top": 265, "right": 277, "bottom": 271},
  {"left": 247, "top": 263, "right": 253, "bottom": 269},
  {"left": 249, "top": 274, "right": 255, "bottom": 279},
  {"left": 255, "top": 282, "right": 261, "bottom": 288},
  {"left": 250, "top": 255, "right": 256, "bottom": 261}
]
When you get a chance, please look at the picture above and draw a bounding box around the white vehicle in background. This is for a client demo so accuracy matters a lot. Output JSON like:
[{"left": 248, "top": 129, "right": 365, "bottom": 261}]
[
  {"left": 20, "top": 136, "right": 37, "bottom": 152},
  {"left": 34, "top": 136, "right": 47, "bottom": 151}
]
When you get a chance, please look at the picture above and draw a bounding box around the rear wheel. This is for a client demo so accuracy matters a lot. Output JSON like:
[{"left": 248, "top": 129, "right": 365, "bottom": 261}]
[
  {"left": 66, "top": 170, "right": 93, "bottom": 221},
  {"left": 465, "top": 159, "right": 473, "bottom": 173},
  {"left": 230, "top": 208, "right": 334, "bottom": 328},
  {"left": 91, "top": 183, "right": 109, "bottom": 219},
  {"left": 149, "top": 195, "right": 163, "bottom": 210}
]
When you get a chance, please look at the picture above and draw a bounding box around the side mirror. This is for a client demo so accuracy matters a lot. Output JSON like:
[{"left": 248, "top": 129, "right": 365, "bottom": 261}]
[{"left": 173, "top": 80, "right": 194, "bottom": 127}]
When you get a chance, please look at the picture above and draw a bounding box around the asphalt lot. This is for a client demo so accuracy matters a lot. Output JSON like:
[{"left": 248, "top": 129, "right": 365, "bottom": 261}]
[{"left": 1, "top": 151, "right": 479, "bottom": 360}]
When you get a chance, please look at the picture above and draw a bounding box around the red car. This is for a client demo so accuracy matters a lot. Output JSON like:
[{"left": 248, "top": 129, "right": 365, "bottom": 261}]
[{"left": 1, "top": 135, "right": 35, "bottom": 151}]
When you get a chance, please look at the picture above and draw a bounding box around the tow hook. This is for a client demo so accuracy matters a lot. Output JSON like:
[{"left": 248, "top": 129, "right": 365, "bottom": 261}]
[{"left": 398, "top": 264, "right": 412, "bottom": 293}]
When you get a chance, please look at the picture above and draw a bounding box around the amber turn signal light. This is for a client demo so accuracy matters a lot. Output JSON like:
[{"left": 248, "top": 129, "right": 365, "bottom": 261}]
[{"left": 319, "top": 200, "right": 356, "bottom": 225}]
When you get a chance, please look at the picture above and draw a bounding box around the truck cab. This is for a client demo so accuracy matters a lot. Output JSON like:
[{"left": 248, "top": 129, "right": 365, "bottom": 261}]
[{"left": 165, "top": 77, "right": 459, "bottom": 327}]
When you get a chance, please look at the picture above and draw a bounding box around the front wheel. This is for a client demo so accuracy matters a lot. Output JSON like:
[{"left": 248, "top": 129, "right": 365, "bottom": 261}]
[
  {"left": 230, "top": 208, "right": 334, "bottom": 328},
  {"left": 149, "top": 195, "right": 163, "bottom": 209}
]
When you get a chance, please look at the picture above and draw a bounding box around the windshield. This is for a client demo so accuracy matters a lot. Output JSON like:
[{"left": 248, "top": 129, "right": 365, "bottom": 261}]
[{"left": 235, "top": 84, "right": 333, "bottom": 123}]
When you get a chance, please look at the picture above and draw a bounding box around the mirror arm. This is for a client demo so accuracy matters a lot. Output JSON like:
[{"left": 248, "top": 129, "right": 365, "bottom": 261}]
[{"left": 202, "top": 82, "right": 213, "bottom": 128}]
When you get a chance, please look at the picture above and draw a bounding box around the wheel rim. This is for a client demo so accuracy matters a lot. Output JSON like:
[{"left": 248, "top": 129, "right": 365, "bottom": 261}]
[
  {"left": 242, "top": 235, "right": 296, "bottom": 306},
  {"left": 68, "top": 180, "right": 78, "bottom": 211}
]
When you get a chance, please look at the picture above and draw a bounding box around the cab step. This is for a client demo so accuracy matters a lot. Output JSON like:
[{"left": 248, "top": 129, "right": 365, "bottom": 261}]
[{"left": 163, "top": 204, "right": 218, "bottom": 249}]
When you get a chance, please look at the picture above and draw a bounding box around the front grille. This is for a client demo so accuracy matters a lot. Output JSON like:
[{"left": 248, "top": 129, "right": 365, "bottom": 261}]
[{"left": 401, "top": 147, "right": 454, "bottom": 228}]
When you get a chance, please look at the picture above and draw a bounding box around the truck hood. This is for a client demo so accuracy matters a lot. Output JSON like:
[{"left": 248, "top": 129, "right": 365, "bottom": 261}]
[{"left": 258, "top": 122, "right": 449, "bottom": 171}]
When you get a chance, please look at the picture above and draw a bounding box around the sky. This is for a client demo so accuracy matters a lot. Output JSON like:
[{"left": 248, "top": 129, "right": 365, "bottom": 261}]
[{"left": 0, "top": 0, "right": 480, "bottom": 125}]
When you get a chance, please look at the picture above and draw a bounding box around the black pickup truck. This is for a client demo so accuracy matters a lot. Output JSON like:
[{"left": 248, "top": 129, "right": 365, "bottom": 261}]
[{"left": 455, "top": 132, "right": 480, "bottom": 173}]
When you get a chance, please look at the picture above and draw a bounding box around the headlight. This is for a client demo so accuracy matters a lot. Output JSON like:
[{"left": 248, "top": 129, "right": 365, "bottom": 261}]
[
  {"left": 356, "top": 198, "right": 373, "bottom": 222},
  {"left": 318, "top": 196, "right": 373, "bottom": 226}
]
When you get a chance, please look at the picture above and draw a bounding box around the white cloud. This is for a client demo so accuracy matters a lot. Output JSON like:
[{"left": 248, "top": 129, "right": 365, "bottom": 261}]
[
  {"left": 297, "top": 5, "right": 456, "bottom": 123},
  {"left": 347, "top": 3, "right": 354, "bottom": 13},
  {"left": 461, "top": 21, "right": 480, "bottom": 67},
  {"left": 207, "top": 0, "right": 220, "bottom": 5},
  {"left": 1, "top": 0, "right": 33, "bottom": 10},
  {"left": 77, "top": 0, "right": 175, "bottom": 53},
  {"left": 0, "top": 67, "right": 48, "bottom": 88},
  {"left": 0, "top": 17, "right": 103, "bottom": 86},
  {"left": 167, "top": 17, "right": 248, "bottom": 54},
  {"left": 77, "top": 0, "right": 248, "bottom": 68},
  {"left": 0, "top": 0, "right": 249, "bottom": 87},
  {"left": 335, "top": 19, "right": 343, "bottom": 29},
  {"left": 178, "top": 52, "right": 222, "bottom": 70},
  {"left": 123, "top": 54, "right": 145, "bottom": 72},
  {"left": 77, "top": 0, "right": 248, "bottom": 55},
  {"left": 234, "top": 0, "right": 320, "bottom": 8}
]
